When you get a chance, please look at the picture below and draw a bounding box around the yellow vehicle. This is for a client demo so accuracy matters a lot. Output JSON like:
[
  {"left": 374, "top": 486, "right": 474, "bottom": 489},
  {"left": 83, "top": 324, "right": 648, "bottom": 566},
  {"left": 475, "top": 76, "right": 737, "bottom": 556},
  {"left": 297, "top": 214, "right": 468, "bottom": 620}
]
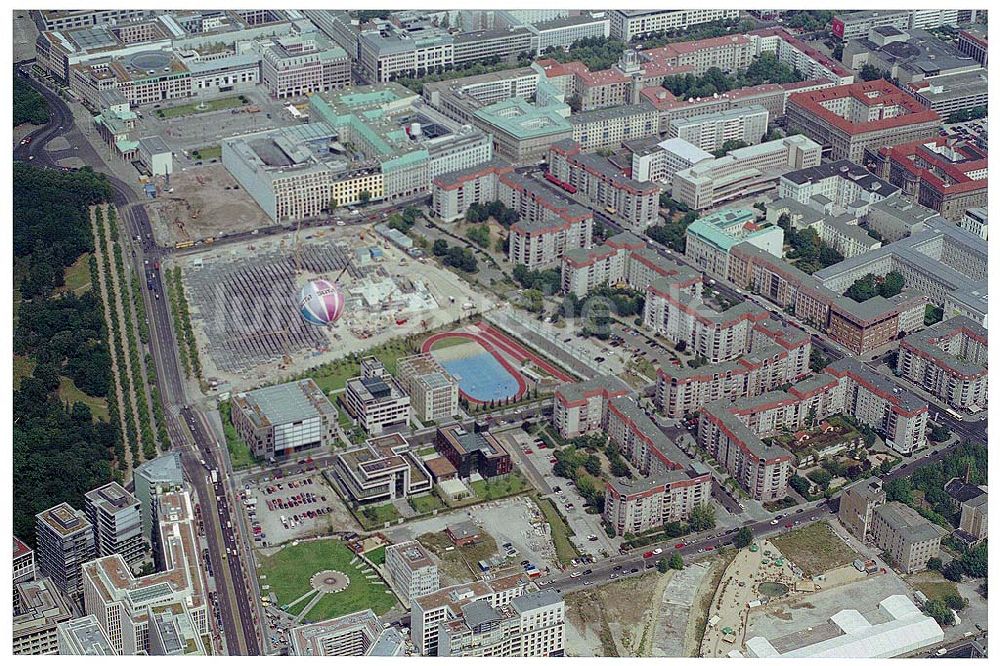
[
  {"left": 605, "top": 206, "right": 617, "bottom": 215},
  {"left": 175, "top": 240, "right": 194, "bottom": 249}
]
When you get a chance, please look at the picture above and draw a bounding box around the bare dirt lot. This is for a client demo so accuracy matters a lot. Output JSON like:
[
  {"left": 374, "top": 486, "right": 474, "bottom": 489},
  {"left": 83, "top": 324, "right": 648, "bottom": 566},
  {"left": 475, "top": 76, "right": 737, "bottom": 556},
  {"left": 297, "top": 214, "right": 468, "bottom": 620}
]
[
  {"left": 565, "top": 570, "right": 670, "bottom": 656},
  {"left": 147, "top": 164, "right": 270, "bottom": 245},
  {"left": 770, "top": 521, "right": 858, "bottom": 577}
]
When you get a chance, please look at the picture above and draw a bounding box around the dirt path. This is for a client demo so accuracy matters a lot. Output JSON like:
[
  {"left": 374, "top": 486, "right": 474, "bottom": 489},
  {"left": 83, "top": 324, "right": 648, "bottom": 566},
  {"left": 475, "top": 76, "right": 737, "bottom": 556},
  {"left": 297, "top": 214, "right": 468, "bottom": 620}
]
[
  {"left": 90, "top": 205, "right": 133, "bottom": 474},
  {"left": 99, "top": 204, "right": 148, "bottom": 460}
]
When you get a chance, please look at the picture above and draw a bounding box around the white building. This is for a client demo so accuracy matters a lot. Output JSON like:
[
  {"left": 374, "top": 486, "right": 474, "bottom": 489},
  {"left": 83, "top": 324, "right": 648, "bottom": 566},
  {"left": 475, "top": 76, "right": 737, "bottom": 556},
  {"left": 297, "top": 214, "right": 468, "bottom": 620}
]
[
  {"left": 668, "top": 105, "right": 769, "bottom": 153},
  {"left": 231, "top": 378, "right": 339, "bottom": 459},
  {"left": 745, "top": 595, "right": 943, "bottom": 658},
  {"left": 960, "top": 207, "right": 987, "bottom": 240},
  {"left": 608, "top": 9, "right": 740, "bottom": 41},
  {"left": 437, "top": 590, "right": 566, "bottom": 657},
  {"left": 385, "top": 541, "right": 440, "bottom": 604},
  {"left": 138, "top": 136, "right": 173, "bottom": 177},
  {"left": 395, "top": 354, "right": 460, "bottom": 423},
  {"left": 84, "top": 482, "right": 144, "bottom": 566},
  {"left": 628, "top": 136, "right": 713, "bottom": 185},
  {"left": 133, "top": 452, "right": 183, "bottom": 543},
  {"left": 345, "top": 357, "right": 412, "bottom": 435}
]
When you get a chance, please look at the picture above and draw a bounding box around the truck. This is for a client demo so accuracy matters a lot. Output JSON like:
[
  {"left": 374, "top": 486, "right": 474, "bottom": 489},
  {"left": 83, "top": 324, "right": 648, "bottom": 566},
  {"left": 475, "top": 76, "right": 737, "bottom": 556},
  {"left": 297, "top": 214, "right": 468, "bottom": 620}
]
[{"left": 211, "top": 469, "right": 218, "bottom": 484}]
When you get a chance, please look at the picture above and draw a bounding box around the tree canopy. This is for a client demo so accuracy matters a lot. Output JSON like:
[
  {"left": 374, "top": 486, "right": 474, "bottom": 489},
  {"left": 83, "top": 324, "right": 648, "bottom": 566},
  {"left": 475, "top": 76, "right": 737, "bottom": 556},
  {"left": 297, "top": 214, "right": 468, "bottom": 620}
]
[{"left": 14, "top": 77, "right": 50, "bottom": 127}]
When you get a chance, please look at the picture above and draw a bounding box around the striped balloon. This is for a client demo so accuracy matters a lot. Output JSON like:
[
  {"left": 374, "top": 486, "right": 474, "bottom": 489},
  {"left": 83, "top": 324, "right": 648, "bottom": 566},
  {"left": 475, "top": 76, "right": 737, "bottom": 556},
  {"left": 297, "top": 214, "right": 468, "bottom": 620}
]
[{"left": 298, "top": 279, "right": 345, "bottom": 326}]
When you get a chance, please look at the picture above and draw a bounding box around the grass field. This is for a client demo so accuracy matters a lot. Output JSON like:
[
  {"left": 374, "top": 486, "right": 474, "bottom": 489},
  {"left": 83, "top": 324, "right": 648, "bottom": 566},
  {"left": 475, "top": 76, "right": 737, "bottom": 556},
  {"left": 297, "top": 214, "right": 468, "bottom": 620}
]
[
  {"left": 259, "top": 539, "right": 396, "bottom": 621},
  {"left": 366, "top": 545, "right": 386, "bottom": 566},
  {"left": 471, "top": 471, "right": 529, "bottom": 501},
  {"left": 771, "top": 521, "right": 857, "bottom": 577},
  {"left": 419, "top": 530, "right": 499, "bottom": 583},
  {"left": 219, "top": 400, "right": 257, "bottom": 469},
  {"left": 156, "top": 96, "right": 246, "bottom": 119},
  {"left": 191, "top": 145, "right": 222, "bottom": 161},
  {"left": 60, "top": 252, "right": 92, "bottom": 294},
  {"left": 14, "top": 355, "right": 35, "bottom": 390},
  {"left": 409, "top": 493, "right": 445, "bottom": 514},
  {"left": 913, "top": 576, "right": 961, "bottom": 604},
  {"left": 356, "top": 503, "right": 401, "bottom": 530},
  {"left": 535, "top": 497, "right": 580, "bottom": 565},
  {"left": 58, "top": 375, "right": 108, "bottom": 421},
  {"left": 308, "top": 337, "right": 420, "bottom": 395}
]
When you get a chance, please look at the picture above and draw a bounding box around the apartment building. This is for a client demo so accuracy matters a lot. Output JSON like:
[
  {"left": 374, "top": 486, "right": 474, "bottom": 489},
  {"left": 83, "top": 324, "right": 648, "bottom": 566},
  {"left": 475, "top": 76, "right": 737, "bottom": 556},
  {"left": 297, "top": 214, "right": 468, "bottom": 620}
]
[
  {"left": 608, "top": 10, "right": 740, "bottom": 41},
  {"left": 259, "top": 34, "right": 350, "bottom": 98},
  {"left": 84, "top": 482, "right": 144, "bottom": 566},
  {"left": 431, "top": 159, "right": 512, "bottom": 222},
  {"left": 627, "top": 136, "right": 713, "bottom": 186},
  {"left": 604, "top": 467, "right": 712, "bottom": 536},
  {"left": 437, "top": 590, "right": 566, "bottom": 657},
  {"left": 697, "top": 402, "right": 794, "bottom": 502},
  {"left": 385, "top": 541, "right": 440, "bottom": 604},
  {"left": 547, "top": 140, "right": 660, "bottom": 232},
  {"left": 672, "top": 134, "right": 822, "bottom": 210},
  {"left": 82, "top": 490, "right": 209, "bottom": 655},
  {"left": 669, "top": 105, "right": 769, "bottom": 153},
  {"left": 684, "top": 207, "right": 782, "bottom": 281},
  {"left": 13, "top": 579, "right": 73, "bottom": 655},
  {"left": 345, "top": 357, "right": 412, "bottom": 435},
  {"left": 785, "top": 80, "right": 940, "bottom": 163},
  {"left": 643, "top": 280, "right": 768, "bottom": 363},
  {"left": 625, "top": 246, "right": 702, "bottom": 295},
  {"left": 896, "top": 316, "right": 987, "bottom": 412},
  {"left": 870, "top": 502, "right": 946, "bottom": 573},
  {"left": 825, "top": 359, "right": 929, "bottom": 455},
  {"left": 552, "top": 376, "right": 631, "bottom": 438},
  {"left": 55, "top": 615, "right": 116, "bottom": 656},
  {"left": 570, "top": 104, "right": 659, "bottom": 152},
  {"left": 868, "top": 138, "right": 988, "bottom": 221},
  {"left": 395, "top": 354, "right": 460, "bottom": 423},
  {"left": 838, "top": 478, "right": 887, "bottom": 541},
  {"left": 133, "top": 452, "right": 183, "bottom": 544},
  {"left": 291, "top": 609, "right": 404, "bottom": 656},
  {"left": 231, "top": 378, "right": 339, "bottom": 459},
  {"left": 655, "top": 319, "right": 811, "bottom": 418},
  {"left": 333, "top": 434, "right": 432, "bottom": 505},
  {"left": 35, "top": 503, "right": 95, "bottom": 600},
  {"left": 505, "top": 174, "right": 594, "bottom": 268},
  {"left": 411, "top": 573, "right": 535, "bottom": 655},
  {"left": 560, "top": 231, "right": 646, "bottom": 298}
]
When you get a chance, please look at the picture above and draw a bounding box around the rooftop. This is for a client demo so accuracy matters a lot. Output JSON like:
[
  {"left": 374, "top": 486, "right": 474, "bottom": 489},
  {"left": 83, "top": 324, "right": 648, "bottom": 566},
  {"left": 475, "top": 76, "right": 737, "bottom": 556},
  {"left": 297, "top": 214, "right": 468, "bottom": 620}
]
[
  {"left": 874, "top": 501, "right": 948, "bottom": 542},
  {"left": 473, "top": 97, "right": 572, "bottom": 141},
  {"left": 234, "top": 378, "right": 337, "bottom": 429}
]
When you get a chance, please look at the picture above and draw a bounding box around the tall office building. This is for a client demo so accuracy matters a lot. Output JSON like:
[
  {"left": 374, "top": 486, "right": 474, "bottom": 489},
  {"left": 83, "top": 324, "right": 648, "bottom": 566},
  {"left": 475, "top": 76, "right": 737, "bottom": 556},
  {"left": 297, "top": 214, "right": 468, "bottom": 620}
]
[
  {"left": 35, "top": 503, "right": 95, "bottom": 599},
  {"left": 133, "top": 452, "right": 184, "bottom": 543},
  {"left": 85, "top": 482, "right": 144, "bottom": 566}
]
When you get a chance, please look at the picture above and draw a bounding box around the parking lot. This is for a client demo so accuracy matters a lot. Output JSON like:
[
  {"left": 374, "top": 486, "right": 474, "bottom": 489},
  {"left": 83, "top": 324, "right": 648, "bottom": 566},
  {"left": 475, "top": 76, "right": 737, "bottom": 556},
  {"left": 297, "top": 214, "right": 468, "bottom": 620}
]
[{"left": 241, "top": 468, "right": 359, "bottom": 547}]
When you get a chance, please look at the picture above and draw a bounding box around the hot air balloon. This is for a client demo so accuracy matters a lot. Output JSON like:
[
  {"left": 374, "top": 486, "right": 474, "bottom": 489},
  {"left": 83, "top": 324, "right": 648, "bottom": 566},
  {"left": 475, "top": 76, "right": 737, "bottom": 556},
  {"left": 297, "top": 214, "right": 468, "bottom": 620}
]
[{"left": 298, "top": 279, "right": 345, "bottom": 326}]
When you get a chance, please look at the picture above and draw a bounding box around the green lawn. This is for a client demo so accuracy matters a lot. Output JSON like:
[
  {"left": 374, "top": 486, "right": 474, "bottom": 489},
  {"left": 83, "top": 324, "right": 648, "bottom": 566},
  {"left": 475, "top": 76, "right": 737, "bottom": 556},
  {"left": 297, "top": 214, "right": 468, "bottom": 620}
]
[
  {"left": 771, "top": 521, "right": 857, "bottom": 577},
  {"left": 58, "top": 375, "right": 108, "bottom": 421},
  {"left": 356, "top": 503, "right": 401, "bottom": 530},
  {"left": 218, "top": 400, "right": 258, "bottom": 469},
  {"left": 366, "top": 545, "right": 387, "bottom": 566},
  {"left": 60, "top": 252, "right": 92, "bottom": 294},
  {"left": 259, "top": 539, "right": 396, "bottom": 620},
  {"left": 409, "top": 493, "right": 445, "bottom": 514},
  {"left": 471, "top": 471, "right": 529, "bottom": 501},
  {"left": 156, "top": 96, "right": 246, "bottom": 119},
  {"left": 535, "top": 496, "right": 580, "bottom": 565},
  {"left": 14, "top": 355, "right": 35, "bottom": 390},
  {"left": 416, "top": 446, "right": 436, "bottom": 458},
  {"left": 914, "top": 578, "right": 961, "bottom": 603},
  {"left": 307, "top": 337, "right": 421, "bottom": 394},
  {"left": 191, "top": 145, "right": 222, "bottom": 161}
]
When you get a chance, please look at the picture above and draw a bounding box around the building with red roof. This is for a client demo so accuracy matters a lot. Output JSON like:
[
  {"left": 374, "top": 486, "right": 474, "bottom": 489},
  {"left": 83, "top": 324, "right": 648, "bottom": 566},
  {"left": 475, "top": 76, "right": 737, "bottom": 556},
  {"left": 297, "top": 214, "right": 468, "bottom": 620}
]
[
  {"left": 868, "top": 137, "right": 987, "bottom": 220},
  {"left": 786, "top": 80, "right": 940, "bottom": 162}
]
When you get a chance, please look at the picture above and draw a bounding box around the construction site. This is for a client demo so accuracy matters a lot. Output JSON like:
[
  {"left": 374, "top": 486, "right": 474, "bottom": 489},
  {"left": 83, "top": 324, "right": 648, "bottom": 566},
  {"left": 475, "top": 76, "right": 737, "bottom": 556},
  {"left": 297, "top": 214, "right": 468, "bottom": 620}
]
[
  {"left": 146, "top": 163, "right": 272, "bottom": 247},
  {"left": 172, "top": 223, "right": 490, "bottom": 390}
]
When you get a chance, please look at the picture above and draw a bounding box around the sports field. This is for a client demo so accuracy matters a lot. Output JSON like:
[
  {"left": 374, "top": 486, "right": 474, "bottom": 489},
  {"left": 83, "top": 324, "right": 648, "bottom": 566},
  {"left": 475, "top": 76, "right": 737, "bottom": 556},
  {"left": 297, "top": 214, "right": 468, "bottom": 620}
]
[
  {"left": 432, "top": 339, "right": 523, "bottom": 402},
  {"left": 258, "top": 539, "right": 396, "bottom": 622}
]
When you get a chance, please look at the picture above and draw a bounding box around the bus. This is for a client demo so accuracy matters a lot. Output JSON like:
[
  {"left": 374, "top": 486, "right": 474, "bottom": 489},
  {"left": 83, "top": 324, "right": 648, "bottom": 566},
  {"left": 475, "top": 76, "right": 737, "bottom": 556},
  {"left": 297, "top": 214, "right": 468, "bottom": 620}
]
[
  {"left": 605, "top": 206, "right": 617, "bottom": 215},
  {"left": 175, "top": 240, "right": 194, "bottom": 249}
]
